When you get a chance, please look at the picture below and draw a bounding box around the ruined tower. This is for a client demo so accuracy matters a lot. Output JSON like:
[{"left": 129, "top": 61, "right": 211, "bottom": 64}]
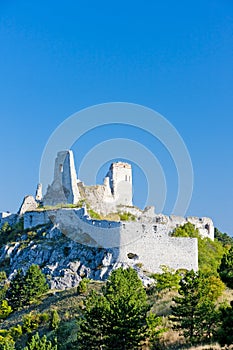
[
  {"left": 43, "top": 150, "right": 80, "bottom": 206},
  {"left": 106, "top": 162, "right": 133, "bottom": 206}
]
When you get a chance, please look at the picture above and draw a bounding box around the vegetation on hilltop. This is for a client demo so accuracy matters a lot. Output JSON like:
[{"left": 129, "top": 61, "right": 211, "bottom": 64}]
[{"left": 0, "top": 219, "right": 232, "bottom": 348}]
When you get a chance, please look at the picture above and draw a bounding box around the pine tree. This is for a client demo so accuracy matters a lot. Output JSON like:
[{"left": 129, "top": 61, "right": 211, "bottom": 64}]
[
  {"left": 50, "top": 310, "right": 60, "bottom": 330},
  {"left": 104, "top": 267, "right": 150, "bottom": 349},
  {"left": 23, "top": 264, "right": 49, "bottom": 301},
  {"left": 171, "top": 270, "right": 223, "bottom": 344},
  {"left": 77, "top": 267, "right": 163, "bottom": 349},
  {"left": 6, "top": 269, "right": 26, "bottom": 309},
  {"left": 7, "top": 265, "right": 48, "bottom": 310}
]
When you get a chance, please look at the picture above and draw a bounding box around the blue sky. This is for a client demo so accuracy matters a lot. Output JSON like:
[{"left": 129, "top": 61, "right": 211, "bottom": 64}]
[{"left": 0, "top": 1, "right": 232, "bottom": 235}]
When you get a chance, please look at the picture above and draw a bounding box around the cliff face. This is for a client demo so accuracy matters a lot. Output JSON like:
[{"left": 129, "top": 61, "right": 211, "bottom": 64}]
[{"left": 0, "top": 223, "right": 152, "bottom": 290}]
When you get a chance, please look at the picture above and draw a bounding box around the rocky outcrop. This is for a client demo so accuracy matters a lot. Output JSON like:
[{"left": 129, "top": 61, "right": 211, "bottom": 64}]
[{"left": 0, "top": 223, "right": 152, "bottom": 290}]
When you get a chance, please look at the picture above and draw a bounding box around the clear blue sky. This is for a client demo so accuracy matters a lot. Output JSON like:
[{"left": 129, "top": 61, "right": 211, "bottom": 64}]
[{"left": 0, "top": 1, "right": 232, "bottom": 235}]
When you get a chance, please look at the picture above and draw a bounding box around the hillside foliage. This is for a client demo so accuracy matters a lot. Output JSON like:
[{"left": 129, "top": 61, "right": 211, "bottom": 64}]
[{"left": 0, "top": 224, "right": 232, "bottom": 349}]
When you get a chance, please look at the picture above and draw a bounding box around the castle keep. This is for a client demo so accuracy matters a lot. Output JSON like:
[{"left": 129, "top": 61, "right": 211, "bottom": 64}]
[{"left": 0, "top": 150, "right": 215, "bottom": 280}]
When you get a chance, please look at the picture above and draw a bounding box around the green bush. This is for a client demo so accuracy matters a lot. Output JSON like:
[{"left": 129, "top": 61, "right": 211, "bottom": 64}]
[
  {"left": 9, "top": 325, "right": 22, "bottom": 340},
  {"left": 119, "top": 212, "right": 136, "bottom": 221},
  {"left": 0, "top": 219, "right": 24, "bottom": 247},
  {"left": 50, "top": 310, "right": 60, "bottom": 330},
  {"left": 77, "top": 278, "right": 89, "bottom": 295},
  {"left": 151, "top": 265, "right": 181, "bottom": 292},
  {"left": 87, "top": 209, "right": 102, "bottom": 219},
  {"left": 22, "top": 312, "right": 50, "bottom": 333},
  {"left": 23, "top": 332, "right": 57, "bottom": 350},
  {"left": 0, "top": 334, "right": 15, "bottom": 350},
  {"left": 0, "top": 272, "right": 6, "bottom": 283},
  {"left": 0, "top": 300, "right": 12, "bottom": 320}
]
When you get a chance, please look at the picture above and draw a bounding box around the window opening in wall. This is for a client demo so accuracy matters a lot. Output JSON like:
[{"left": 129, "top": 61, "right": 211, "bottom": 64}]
[
  {"left": 127, "top": 253, "right": 138, "bottom": 259},
  {"left": 59, "top": 164, "right": 63, "bottom": 172},
  {"left": 125, "top": 175, "right": 127, "bottom": 181},
  {"left": 153, "top": 225, "right": 157, "bottom": 233}
]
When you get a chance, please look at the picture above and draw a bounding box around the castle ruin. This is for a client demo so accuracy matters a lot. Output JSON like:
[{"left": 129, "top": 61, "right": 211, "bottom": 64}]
[{"left": 0, "top": 150, "right": 215, "bottom": 275}]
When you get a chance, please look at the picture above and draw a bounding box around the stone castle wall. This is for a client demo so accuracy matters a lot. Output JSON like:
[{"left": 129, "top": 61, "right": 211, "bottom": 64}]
[{"left": 23, "top": 207, "right": 199, "bottom": 273}]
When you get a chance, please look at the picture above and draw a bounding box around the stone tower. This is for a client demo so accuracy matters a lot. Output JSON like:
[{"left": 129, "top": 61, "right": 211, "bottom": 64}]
[
  {"left": 43, "top": 150, "right": 80, "bottom": 206},
  {"left": 35, "top": 183, "right": 43, "bottom": 202},
  {"left": 106, "top": 162, "right": 132, "bottom": 206}
]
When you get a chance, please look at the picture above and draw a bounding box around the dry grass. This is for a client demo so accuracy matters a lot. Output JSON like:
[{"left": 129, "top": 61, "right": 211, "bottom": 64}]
[{"left": 0, "top": 280, "right": 104, "bottom": 330}]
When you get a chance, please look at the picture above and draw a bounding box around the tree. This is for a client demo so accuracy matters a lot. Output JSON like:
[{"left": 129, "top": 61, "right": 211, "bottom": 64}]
[
  {"left": 77, "top": 278, "right": 89, "bottom": 294},
  {"left": 23, "top": 264, "right": 49, "bottom": 301},
  {"left": 104, "top": 267, "right": 150, "bottom": 349},
  {"left": 218, "top": 246, "right": 233, "bottom": 288},
  {"left": 0, "top": 300, "right": 12, "bottom": 319},
  {"left": 217, "top": 300, "right": 233, "bottom": 346},
  {"left": 50, "top": 310, "right": 60, "bottom": 330},
  {"left": 77, "top": 267, "right": 163, "bottom": 349},
  {"left": 6, "top": 269, "right": 25, "bottom": 309},
  {"left": 7, "top": 265, "right": 48, "bottom": 310},
  {"left": 77, "top": 291, "right": 110, "bottom": 349},
  {"left": 0, "top": 335, "right": 15, "bottom": 350},
  {"left": 171, "top": 270, "right": 224, "bottom": 344},
  {"left": 0, "top": 271, "right": 8, "bottom": 304},
  {"left": 23, "top": 332, "right": 57, "bottom": 350},
  {"left": 214, "top": 227, "right": 233, "bottom": 248},
  {"left": 171, "top": 222, "right": 199, "bottom": 238}
]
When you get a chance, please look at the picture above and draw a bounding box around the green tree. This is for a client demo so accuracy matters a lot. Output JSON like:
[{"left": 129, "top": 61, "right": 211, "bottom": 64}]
[
  {"left": 77, "top": 267, "right": 163, "bottom": 349},
  {"left": 0, "top": 300, "right": 12, "bottom": 319},
  {"left": 171, "top": 270, "right": 223, "bottom": 344},
  {"left": 0, "top": 271, "right": 8, "bottom": 304},
  {"left": 214, "top": 227, "right": 233, "bottom": 248},
  {"left": 218, "top": 246, "right": 233, "bottom": 288},
  {"left": 6, "top": 269, "right": 25, "bottom": 309},
  {"left": 23, "top": 332, "right": 57, "bottom": 350},
  {"left": 198, "top": 237, "right": 226, "bottom": 275},
  {"left": 7, "top": 265, "right": 48, "bottom": 310},
  {"left": 104, "top": 267, "right": 150, "bottom": 349},
  {"left": 50, "top": 310, "right": 60, "bottom": 330},
  {"left": 77, "top": 278, "right": 89, "bottom": 295},
  {"left": 23, "top": 264, "right": 49, "bottom": 301},
  {"left": 171, "top": 222, "right": 199, "bottom": 238},
  {"left": 217, "top": 300, "right": 233, "bottom": 346},
  {"left": 0, "top": 338, "right": 15, "bottom": 350},
  {"left": 77, "top": 291, "right": 111, "bottom": 349}
]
